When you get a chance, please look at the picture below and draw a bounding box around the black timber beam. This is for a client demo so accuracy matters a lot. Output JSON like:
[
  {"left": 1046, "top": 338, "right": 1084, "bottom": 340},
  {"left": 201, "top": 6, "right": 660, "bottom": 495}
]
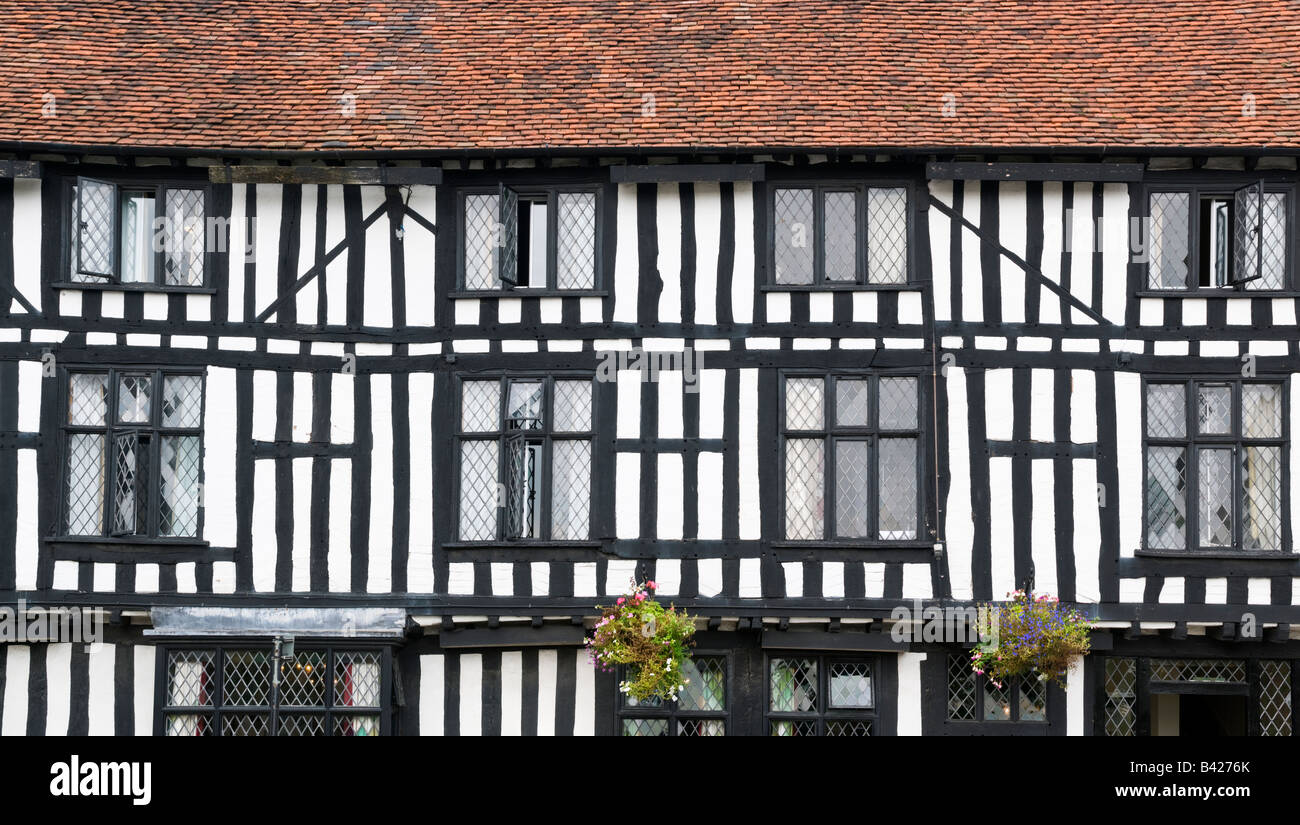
[
  {"left": 438, "top": 624, "right": 587, "bottom": 649},
  {"left": 926, "top": 161, "right": 1145, "bottom": 182},
  {"left": 761, "top": 629, "right": 910, "bottom": 653},
  {"left": 209, "top": 165, "right": 443, "bottom": 185},
  {"left": 0, "top": 160, "right": 41, "bottom": 179},
  {"left": 610, "top": 163, "right": 765, "bottom": 183}
]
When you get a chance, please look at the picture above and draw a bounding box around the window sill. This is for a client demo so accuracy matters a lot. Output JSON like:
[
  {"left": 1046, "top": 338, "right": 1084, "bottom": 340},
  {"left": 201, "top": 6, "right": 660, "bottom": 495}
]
[
  {"left": 1134, "top": 549, "right": 1297, "bottom": 560},
  {"left": 441, "top": 540, "right": 604, "bottom": 550},
  {"left": 448, "top": 289, "right": 607, "bottom": 299},
  {"left": 52, "top": 281, "right": 217, "bottom": 295},
  {"left": 759, "top": 284, "right": 919, "bottom": 293},
  {"left": 1133, "top": 290, "right": 1299, "bottom": 298},
  {"left": 47, "top": 536, "right": 209, "bottom": 548}
]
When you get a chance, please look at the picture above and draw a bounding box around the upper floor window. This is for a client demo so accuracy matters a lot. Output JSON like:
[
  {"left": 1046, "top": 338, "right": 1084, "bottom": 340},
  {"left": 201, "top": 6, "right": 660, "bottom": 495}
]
[
  {"left": 457, "top": 376, "right": 593, "bottom": 541},
  {"left": 782, "top": 373, "right": 921, "bottom": 542},
  {"left": 162, "top": 646, "right": 386, "bottom": 736},
  {"left": 768, "top": 655, "right": 876, "bottom": 736},
  {"left": 460, "top": 186, "right": 599, "bottom": 291},
  {"left": 1147, "top": 183, "right": 1291, "bottom": 291},
  {"left": 1144, "top": 378, "right": 1286, "bottom": 553},
  {"left": 62, "top": 369, "right": 204, "bottom": 539},
  {"left": 619, "top": 656, "right": 728, "bottom": 736},
  {"left": 769, "top": 184, "right": 909, "bottom": 286},
  {"left": 67, "top": 177, "right": 208, "bottom": 288}
]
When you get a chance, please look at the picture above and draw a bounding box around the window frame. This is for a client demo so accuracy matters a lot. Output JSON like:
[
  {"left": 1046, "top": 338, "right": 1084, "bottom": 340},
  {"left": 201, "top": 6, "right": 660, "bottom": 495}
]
[
  {"left": 455, "top": 183, "right": 604, "bottom": 294},
  {"left": 1140, "top": 180, "right": 1295, "bottom": 294},
  {"left": 778, "top": 370, "right": 926, "bottom": 545},
  {"left": 944, "top": 652, "right": 1048, "bottom": 725},
  {"left": 764, "top": 179, "right": 915, "bottom": 289},
  {"left": 453, "top": 372, "right": 596, "bottom": 543},
  {"left": 60, "top": 175, "right": 213, "bottom": 291},
  {"left": 765, "top": 652, "right": 879, "bottom": 736},
  {"left": 1140, "top": 375, "right": 1291, "bottom": 556},
  {"left": 56, "top": 365, "right": 207, "bottom": 543},
  {"left": 154, "top": 643, "right": 392, "bottom": 736},
  {"left": 615, "top": 651, "right": 732, "bottom": 736}
]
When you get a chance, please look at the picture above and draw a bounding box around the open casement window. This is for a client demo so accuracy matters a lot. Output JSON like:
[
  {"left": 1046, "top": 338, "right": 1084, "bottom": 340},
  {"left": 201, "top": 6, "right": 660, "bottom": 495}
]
[
  {"left": 62, "top": 369, "right": 205, "bottom": 540},
  {"left": 462, "top": 186, "right": 598, "bottom": 291},
  {"left": 768, "top": 656, "right": 876, "bottom": 735},
  {"left": 946, "top": 654, "right": 1046, "bottom": 723},
  {"left": 161, "top": 647, "right": 388, "bottom": 736},
  {"left": 70, "top": 177, "right": 208, "bottom": 287},
  {"left": 619, "top": 656, "right": 728, "bottom": 736},
  {"left": 1143, "top": 379, "right": 1287, "bottom": 553},
  {"left": 1146, "top": 182, "right": 1290, "bottom": 291},
  {"left": 782, "top": 373, "right": 921, "bottom": 542},
  {"left": 770, "top": 184, "right": 909, "bottom": 286},
  {"left": 457, "top": 376, "right": 593, "bottom": 541}
]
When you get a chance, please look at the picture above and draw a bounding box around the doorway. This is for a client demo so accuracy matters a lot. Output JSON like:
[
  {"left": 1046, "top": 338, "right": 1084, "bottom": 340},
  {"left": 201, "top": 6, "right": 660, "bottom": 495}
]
[{"left": 1150, "top": 692, "right": 1248, "bottom": 736}]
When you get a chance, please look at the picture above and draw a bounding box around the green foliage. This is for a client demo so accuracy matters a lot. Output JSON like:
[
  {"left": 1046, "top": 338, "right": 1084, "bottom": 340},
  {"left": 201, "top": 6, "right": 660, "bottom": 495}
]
[
  {"left": 586, "top": 581, "right": 697, "bottom": 702},
  {"left": 970, "top": 591, "right": 1093, "bottom": 689}
]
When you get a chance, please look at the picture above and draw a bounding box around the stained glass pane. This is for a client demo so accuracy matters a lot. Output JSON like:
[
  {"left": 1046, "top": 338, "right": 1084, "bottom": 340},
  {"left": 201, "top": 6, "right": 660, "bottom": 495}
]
[
  {"left": 1145, "top": 383, "right": 1186, "bottom": 438},
  {"left": 773, "top": 188, "right": 814, "bottom": 285},
  {"left": 784, "top": 438, "right": 824, "bottom": 540}
]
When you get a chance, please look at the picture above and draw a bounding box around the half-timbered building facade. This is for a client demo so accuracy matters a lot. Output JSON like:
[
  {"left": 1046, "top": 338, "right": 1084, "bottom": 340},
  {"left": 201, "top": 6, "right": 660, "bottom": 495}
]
[{"left": 0, "top": 0, "right": 1298, "bottom": 736}]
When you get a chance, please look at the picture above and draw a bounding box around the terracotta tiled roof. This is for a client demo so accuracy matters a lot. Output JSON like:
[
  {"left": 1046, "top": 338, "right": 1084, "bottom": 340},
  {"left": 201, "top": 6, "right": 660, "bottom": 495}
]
[{"left": 1, "top": 0, "right": 1298, "bottom": 153}]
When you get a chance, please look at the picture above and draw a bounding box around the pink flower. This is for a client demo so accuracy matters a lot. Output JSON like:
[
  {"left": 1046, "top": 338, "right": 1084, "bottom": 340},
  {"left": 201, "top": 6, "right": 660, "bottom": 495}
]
[
  {"left": 616, "top": 597, "right": 625, "bottom": 605},
  {"left": 635, "top": 591, "right": 647, "bottom": 601},
  {"left": 647, "top": 581, "right": 657, "bottom": 589}
]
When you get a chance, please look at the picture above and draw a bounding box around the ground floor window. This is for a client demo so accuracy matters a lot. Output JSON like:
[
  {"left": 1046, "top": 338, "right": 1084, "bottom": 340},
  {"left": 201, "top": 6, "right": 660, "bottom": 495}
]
[
  {"left": 160, "top": 645, "right": 389, "bottom": 736},
  {"left": 1101, "top": 656, "right": 1292, "bottom": 736},
  {"left": 619, "top": 655, "right": 728, "bottom": 736},
  {"left": 767, "top": 655, "right": 876, "bottom": 735},
  {"left": 946, "top": 654, "right": 1046, "bottom": 723}
]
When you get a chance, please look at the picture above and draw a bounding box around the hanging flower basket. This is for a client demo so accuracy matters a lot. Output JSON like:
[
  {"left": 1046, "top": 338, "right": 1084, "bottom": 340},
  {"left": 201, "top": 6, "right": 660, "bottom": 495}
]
[
  {"left": 970, "top": 591, "right": 1093, "bottom": 689},
  {"left": 586, "top": 581, "right": 697, "bottom": 702}
]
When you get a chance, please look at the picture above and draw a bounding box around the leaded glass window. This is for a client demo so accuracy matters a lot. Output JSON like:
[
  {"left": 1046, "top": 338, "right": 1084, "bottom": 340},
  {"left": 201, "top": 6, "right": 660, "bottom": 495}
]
[
  {"left": 619, "top": 655, "right": 728, "bottom": 736},
  {"left": 458, "top": 376, "right": 593, "bottom": 541},
  {"left": 162, "top": 646, "right": 385, "bottom": 736},
  {"left": 460, "top": 187, "right": 598, "bottom": 291},
  {"left": 771, "top": 184, "right": 909, "bottom": 286},
  {"left": 69, "top": 177, "right": 208, "bottom": 287},
  {"left": 1145, "top": 185, "right": 1291, "bottom": 291},
  {"left": 768, "top": 655, "right": 875, "bottom": 735},
  {"left": 783, "top": 374, "right": 921, "bottom": 541},
  {"left": 1144, "top": 378, "right": 1286, "bottom": 552},
  {"left": 62, "top": 369, "right": 204, "bottom": 539},
  {"left": 946, "top": 654, "right": 1046, "bottom": 724}
]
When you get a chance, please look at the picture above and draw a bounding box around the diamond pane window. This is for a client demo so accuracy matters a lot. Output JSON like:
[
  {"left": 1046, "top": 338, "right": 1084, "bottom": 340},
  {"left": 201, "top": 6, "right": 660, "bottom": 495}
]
[
  {"left": 64, "top": 369, "right": 204, "bottom": 539},
  {"left": 773, "top": 188, "right": 815, "bottom": 285},
  {"left": 1148, "top": 185, "right": 1291, "bottom": 291},
  {"left": 74, "top": 178, "right": 116, "bottom": 280},
  {"left": 948, "top": 653, "right": 1046, "bottom": 724},
  {"left": 463, "top": 193, "right": 499, "bottom": 290},
  {"left": 1144, "top": 379, "right": 1287, "bottom": 552},
  {"left": 1149, "top": 658, "right": 1247, "bottom": 683},
  {"left": 1148, "top": 192, "right": 1190, "bottom": 289},
  {"left": 463, "top": 188, "right": 600, "bottom": 290},
  {"left": 164, "top": 188, "right": 206, "bottom": 286},
  {"left": 620, "top": 655, "right": 726, "bottom": 736},
  {"left": 947, "top": 654, "right": 977, "bottom": 721},
  {"left": 1103, "top": 658, "right": 1137, "bottom": 736},
  {"left": 223, "top": 650, "right": 271, "bottom": 706},
  {"left": 459, "top": 376, "right": 593, "bottom": 541},
  {"left": 167, "top": 651, "right": 216, "bottom": 707},
  {"left": 556, "top": 192, "right": 597, "bottom": 289},
  {"left": 823, "top": 191, "right": 858, "bottom": 282},
  {"left": 279, "top": 651, "right": 328, "bottom": 707},
  {"left": 784, "top": 374, "right": 923, "bottom": 541},
  {"left": 769, "top": 656, "right": 876, "bottom": 735},
  {"left": 1260, "top": 660, "right": 1292, "bottom": 736},
  {"left": 867, "top": 187, "right": 908, "bottom": 284}
]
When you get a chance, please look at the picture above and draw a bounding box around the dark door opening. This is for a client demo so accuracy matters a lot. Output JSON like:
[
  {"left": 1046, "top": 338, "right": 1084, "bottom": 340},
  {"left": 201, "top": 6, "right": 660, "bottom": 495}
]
[{"left": 1178, "top": 694, "right": 1248, "bottom": 736}]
